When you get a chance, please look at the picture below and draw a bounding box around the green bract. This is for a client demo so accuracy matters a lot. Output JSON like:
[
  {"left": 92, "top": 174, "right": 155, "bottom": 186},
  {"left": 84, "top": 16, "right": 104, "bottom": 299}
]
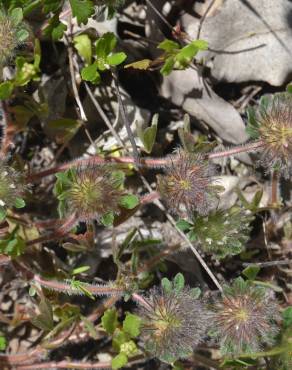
[
  {"left": 0, "top": 159, "right": 26, "bottom": 220},
  {"left": 183, "top": 207, "right": 254, "bottom": 259}
]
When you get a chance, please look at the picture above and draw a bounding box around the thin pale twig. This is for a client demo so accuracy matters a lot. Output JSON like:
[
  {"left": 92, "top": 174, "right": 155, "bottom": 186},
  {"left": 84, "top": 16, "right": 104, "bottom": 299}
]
[
  {"left": 84, "top": 82, "right": 125, "bottom": 148},
  {"left": 109, "top": 71, "right": 222, "bottom": 291},
  {"left": 242, "top": 260, "right": 291, "bottom": 267},
  {"left": 145, "top": 0, "right": 173, "bottom": 31},
  {"left": 66, "top": 21, "right": 95, "bottom": 147},
  {"left": 139, "top": 173, "right": 223, "bottom": 292},
  {"left": 111, "top": 70, "right": 140, "bottom": 164},
  {"left": 197, "top": 0, "right": 217, "bottom": 39},
  {"left": 26, "top": 214, "right": 77, "bottom": 246}
]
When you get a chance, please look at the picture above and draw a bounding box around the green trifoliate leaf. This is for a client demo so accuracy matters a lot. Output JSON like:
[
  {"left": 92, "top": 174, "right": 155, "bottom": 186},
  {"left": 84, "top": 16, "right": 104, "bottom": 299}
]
[
  {"left": 119, "top": 194, "right": 139, "bottom": 210},
  {"left": 0, "top": 207, "right": 6, "bottom": 221},
  {"left": 242, "top": 265, "right": 261, "bottom": 281},
  {"left": 74, "top": 34, "right": 92, "bottom": 64},
  {"left": 158, "top": 39, "right": 180, "bottom": 52},
  {"left": 101, "top": 308, "right": 118, "bottom": 335},
  {"left": 176, "top": 219, "right": 192, "bottom": 232},
  {"left": 14, "top": 197, "right": 25, "bottom": 209},
  {"left": 173, "top": 273, "right": 185, "bottom": 293},
  {"left": 161, "top": 277, "right": 172, "bottom": 294},
  {"left": 160, "top": 56, "right": 175, "bottom": 76},
  {"left": 10, "top": 8, "right": 23, "bottom": 26},
  {"left": 69, "top": 0, "right": 94, "bottom": 25},
  {"left": 111, "top": 352, "right": 128, "bottom": 369},
  {"left": 96, "top": 32, "right": 117, "bottom": 59},
  {"left": 0, "top": 335, "right": 6, "bottom": 351},
  {"left": 107, "top": 52, "right": 127, "bottom": 66},
  {"left": 282, "top": 306, "right": 292, "bottom": 328},
  {"left": 81, "top": 63, "right": 101, "bottom": 83},
  {"left": 123, "top": 313, "right": 141, "bottom": 338},
  {"left": 0, "top": 81, "right": 14, "bottom": 100},
  {"left": 100, "top": 211, "right": 115, "bottom": 226}
]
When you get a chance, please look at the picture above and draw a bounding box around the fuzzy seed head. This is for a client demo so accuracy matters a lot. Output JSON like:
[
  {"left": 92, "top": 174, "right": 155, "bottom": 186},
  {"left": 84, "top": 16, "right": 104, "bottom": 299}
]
[
  {"left": 257, "top": 93, "right": 292, "bottom": 177},
  {"left": 0, "top": 11, "right": 19, "bottom": 66},
  {"left": 157, "top": 149, "right": 218, "bottom": 216},
  {"left": 213, "top": 278, "right": 279, "bottom": 354},
  {"left": 191, "top": 207, "right": 253, "bottom": 259},
  {"left": 138, "top": 286, "right": 211, "bottom": 360},
  {"left": 64, "top": 165, "right": 123, "bottom": 222},
  {"left": 0, "top": 17, "right": 17, "bottom": 64},
  {"left": 0, "top": 160, "right": 25, "bottom": 209}
]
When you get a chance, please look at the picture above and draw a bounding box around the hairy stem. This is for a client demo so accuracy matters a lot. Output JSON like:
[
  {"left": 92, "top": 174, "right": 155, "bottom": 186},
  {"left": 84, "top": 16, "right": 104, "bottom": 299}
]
[
  {"left": 137, "top": 243, "right": 181, "bottom": 274},
  {"left": 27, "top": 140, "right": 265, "bottom": 182},
  {"left": 0, "top": 346, "right": 46, "bottom": 366},
  {"left": 15, "top": 360, "right": 111, "bottom": 369},
  {"left": 33, "top": 275, "right": 125, "bottom": 297},
  {"left": 208, "top": 140, "right": 264, "bottom": 159},
  {"left": 132, "top": 292, "right": 153, "bottom": 310},
  {"left": 140, "top": 191, "right": 160, "bottom": 205},
  {"left": 26, "top": 214, "right": 77, "bottom": 246},
  {"left": 26, "top": 155, "right": 167, "bottom": 182}
]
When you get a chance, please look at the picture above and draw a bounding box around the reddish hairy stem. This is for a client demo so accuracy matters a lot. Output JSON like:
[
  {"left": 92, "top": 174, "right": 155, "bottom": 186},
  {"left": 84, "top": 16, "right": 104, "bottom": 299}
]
[
  {"left": 140, "top": 191, "right": 160, "bottom": 205},
  {"left": 33, "top": 218, "right": 66, "bottom": 229},
  {"left": 26, "top": 214, "right": 77, "bottom": 246},
  {"left": 132, "top": 292, "right": 153, "bottom": 310},
  {"left": 137, "top": 243, "right": 181, "bottom": 274},
  {"left": 33, "top": 275, "right": 125, "bottom": 296},
  {"left": 15, "top": 360, "right": 111, "bottom": 369},
  {"left": 27, "top": 140, "right": 265, "bottom": 182},
  {"left": 27, "top": 156, "right": 166, "bottom": 182},
  {"left": 67, "top": 296, "right": 119, "bottom": 342},
  {"left": 208, "top": 140, "right": 264, "bottom": 159},
  {"left": 28, "top": 192, "right": 160, "bottom": 244},
  {"left": 0, "top": 346, "right": 46, "bottom": 366}
]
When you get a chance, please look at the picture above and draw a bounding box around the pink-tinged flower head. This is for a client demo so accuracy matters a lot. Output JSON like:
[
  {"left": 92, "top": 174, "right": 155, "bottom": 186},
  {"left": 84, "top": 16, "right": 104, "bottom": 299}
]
[
  {"left": 213, "top": 278, "right": 279, "bottom": 355},
  {"left": 257, "top": 93, "right": 292, "bottom": 177},
  {"left": 0, "top": 8, "right": 28, "bottom": 67},
  {"left": 138, "top": 285, "right": 211, "bottom": 360},
  {"left": 157, "top": 149, "right": 218, "bottom": 216},
  {"left": 63, "top": 164, "right": 123, "bottom": 223}
]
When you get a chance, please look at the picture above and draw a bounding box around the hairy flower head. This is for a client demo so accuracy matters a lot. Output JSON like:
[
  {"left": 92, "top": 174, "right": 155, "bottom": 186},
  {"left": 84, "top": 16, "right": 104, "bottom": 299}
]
[
  {"left": 157, "top": 149, "right": 218, "bottom": 216},
  {"left": 0, "top": 8, "right": 28, "bottom": 67},
  {"left": 213, "top": 277, "right": 279, "bottom": 355},
  {"left": 189, "top": 207, "right": 253, "bottom": 259},
  {"left": 59, "top": 164, "right": 124, "bottom": 223},
  {"left": 253, "top": 93, "right": 292, "bottom": 177},
  {"left": 137, "top": 285, "right": 211, "bottom": 361}
]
